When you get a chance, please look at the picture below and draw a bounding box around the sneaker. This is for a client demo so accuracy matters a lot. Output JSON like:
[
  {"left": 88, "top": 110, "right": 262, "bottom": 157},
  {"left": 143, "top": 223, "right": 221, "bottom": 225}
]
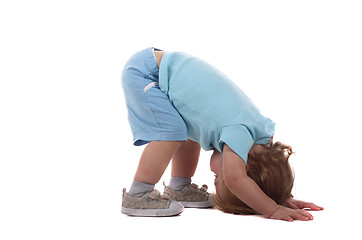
[
  {"left": 121, "top": 188, "right": 184, "bottom": 217},
  {"left": 163, "top": 183, "right": 213, "bottom": 208}
]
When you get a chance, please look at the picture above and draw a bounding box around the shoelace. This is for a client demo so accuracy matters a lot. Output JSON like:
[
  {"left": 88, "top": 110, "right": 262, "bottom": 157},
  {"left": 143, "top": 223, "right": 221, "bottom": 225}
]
[
  {"left": 148, "top": 189, "right": 170, "bottom": 201},
  {"left": 162, "top": 181, "right": 209, "bottom": 192},
  {"left": 190, "top": 183, "right": 208, "bottom": 192}
]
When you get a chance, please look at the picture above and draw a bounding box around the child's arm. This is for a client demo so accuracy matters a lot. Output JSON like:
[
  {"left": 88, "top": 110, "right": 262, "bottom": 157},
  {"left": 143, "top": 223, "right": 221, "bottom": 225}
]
[{"left": 223, "top": 145, "right": 313, "bottom": 221}]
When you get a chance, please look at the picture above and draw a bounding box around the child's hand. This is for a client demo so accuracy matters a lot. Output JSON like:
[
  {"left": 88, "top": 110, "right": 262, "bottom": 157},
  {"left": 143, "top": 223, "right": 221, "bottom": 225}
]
[
  {"left": 282, "top": 198, "right": 324, "bottom": 211},
  {"left": 269, "top": 205, "right": 314, "bottom": 222}
]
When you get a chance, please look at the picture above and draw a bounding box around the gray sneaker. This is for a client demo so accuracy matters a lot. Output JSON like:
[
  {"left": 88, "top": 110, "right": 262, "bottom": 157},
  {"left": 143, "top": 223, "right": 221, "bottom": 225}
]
[
  {"left": 121, "top": 188, "right": 184, "bottom": 217},
  {"left": 163, "top": 183, "right": 213, "bottom": 208}
]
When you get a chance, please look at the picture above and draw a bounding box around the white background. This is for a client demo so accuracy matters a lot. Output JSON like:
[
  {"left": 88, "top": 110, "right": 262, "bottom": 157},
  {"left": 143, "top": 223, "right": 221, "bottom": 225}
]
[{"left": 1, "top": 0, "right": 361, "bottom": 239}]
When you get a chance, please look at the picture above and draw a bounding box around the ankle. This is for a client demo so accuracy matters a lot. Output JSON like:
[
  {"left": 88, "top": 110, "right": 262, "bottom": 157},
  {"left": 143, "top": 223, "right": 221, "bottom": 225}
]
[
  {"left": 128, "top": 181, "right": 155, "bottom": 197},
  {"left": 168, "top": 177, "right": 191, "bottom": 190}
]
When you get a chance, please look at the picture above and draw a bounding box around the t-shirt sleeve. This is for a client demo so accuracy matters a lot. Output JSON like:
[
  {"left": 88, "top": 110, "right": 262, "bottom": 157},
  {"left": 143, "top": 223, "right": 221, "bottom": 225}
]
[{"left": 219, "top": 125, "right": 254, "bottom": 163}]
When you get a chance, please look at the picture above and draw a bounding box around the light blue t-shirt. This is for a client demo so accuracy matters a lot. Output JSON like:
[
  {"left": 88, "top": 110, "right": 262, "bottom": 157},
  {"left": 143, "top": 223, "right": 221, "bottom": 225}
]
[{"left": 159, "top": 52, "right": 275, "bottom": 163}]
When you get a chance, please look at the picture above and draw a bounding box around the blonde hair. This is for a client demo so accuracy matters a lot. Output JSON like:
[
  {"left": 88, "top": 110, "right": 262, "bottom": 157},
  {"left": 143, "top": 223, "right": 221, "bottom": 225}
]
[{"left": 212, "top": 141, "right": 294, "bottom": 215}]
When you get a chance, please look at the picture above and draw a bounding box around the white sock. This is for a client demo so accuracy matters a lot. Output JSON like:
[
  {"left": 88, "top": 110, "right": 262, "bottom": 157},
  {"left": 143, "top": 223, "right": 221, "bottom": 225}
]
[
  {"left": 128, "top": 181, "right": 155, "bottom": 197},
  {"left": 168, "top": 177, "right": 191, "bottom": 190}
]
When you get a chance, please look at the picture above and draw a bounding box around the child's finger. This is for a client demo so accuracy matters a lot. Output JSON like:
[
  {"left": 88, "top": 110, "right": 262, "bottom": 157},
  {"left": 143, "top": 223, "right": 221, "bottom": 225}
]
[
  {"left": 308, "top": 204, "right": 323, "bottom": 211},
  {"left": 298, "top": 202, "right": 323, "bottom": 211},
  {"left": 316, "top": 205, "right": 324, "bottom": 210},
  {"left": 290, "top": 211, "right": 310, "bottom": 221},
  {"left": 296, "top": 209, "right": 314, "bottom": 220},
  {"left": 288, "top": 202, "right": 299, "bottom": 209},
  {"left": 309, "top": 203, "right": 324, "bottom": 210}
]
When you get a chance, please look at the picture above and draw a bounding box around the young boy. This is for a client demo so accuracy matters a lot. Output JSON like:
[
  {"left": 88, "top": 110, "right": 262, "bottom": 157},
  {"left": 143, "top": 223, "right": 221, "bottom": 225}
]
[{"left": 120, "top": 47, "right": 323, "bottom": 220}]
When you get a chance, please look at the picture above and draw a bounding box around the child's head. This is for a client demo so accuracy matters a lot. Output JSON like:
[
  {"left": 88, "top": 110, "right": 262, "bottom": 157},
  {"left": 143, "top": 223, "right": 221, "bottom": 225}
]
[{"left": 212, "top": 141, "right": 294, "bottom": 214}]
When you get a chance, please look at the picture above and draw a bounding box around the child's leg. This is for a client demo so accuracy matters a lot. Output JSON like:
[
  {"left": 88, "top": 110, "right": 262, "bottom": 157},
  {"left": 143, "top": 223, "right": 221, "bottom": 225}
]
[
  {"left": 122, "top": 140, "right": 185, "bottom": 216},
  {"left": 164, "top": 140, "right": 212, "bottom": 208},
  {"left": 171, "top": 139, "right": 201, "bottom": 178},
  {"left": 134, "top": 141, "right": 183, "bottom": 184},
  {"left": 168, "top": 139, "right": 200, "bottom": 190},
  {"left": 121, "top": 48, "right": 187, "bottom": 216}
]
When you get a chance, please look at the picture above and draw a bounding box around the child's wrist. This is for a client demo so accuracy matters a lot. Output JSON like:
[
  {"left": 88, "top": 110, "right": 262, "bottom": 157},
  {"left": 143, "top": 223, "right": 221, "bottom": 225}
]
[{"left": 266, "top": 205, "right": 281, "bottom": 218}]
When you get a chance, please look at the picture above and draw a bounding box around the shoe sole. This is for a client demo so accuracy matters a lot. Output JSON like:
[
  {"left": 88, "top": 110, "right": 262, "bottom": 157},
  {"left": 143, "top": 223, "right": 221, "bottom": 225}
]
[
  {"left": 179, "top": 195, "right": 213, "bottom": 208},
  {"left": 179, "top": 201, "right": 213, "bottom": 208},
  {"left": 121, "top": 201, "right": 184, "bottom": 217}
]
